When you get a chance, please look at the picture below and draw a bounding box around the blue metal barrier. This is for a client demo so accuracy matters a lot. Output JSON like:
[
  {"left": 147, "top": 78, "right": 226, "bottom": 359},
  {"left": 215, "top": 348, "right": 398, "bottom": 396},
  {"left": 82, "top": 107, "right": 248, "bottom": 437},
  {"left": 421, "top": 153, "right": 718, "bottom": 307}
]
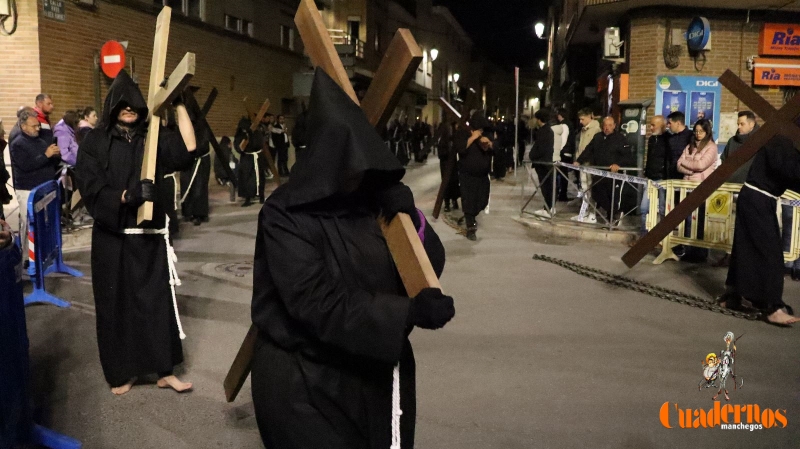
[
  {"left": 0, "top": 242, "right": 82, "bottom": 449},
  {"left": 25, "top": 181, "right": 82, "bottom": 307}
]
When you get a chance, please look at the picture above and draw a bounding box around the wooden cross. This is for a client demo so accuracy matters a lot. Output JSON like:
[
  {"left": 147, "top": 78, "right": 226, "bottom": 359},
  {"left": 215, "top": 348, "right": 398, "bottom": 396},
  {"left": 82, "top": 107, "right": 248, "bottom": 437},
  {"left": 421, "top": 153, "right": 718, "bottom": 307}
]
[
  {"left": 138, "top": 6, "right": 196, "bottom": 224},
  {"left": 182, "top": 87, "right": 239, "bottom": 187},
  {"left": 623, "top": 69, "right": 800, "bottom": 267},
  {"left": 223, "top": 0, "right": 432, "bottom": 402}
]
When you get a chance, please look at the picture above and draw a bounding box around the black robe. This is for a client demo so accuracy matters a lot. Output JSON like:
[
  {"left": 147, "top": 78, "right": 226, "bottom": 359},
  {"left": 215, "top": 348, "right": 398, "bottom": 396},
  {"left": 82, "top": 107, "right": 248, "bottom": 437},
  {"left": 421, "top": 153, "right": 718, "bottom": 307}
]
[
  {"left": 456, "top": 127, "right": 492, "bottom": 217},
  {"left": 180, "top": 121, "right": 211, "bottom": 219},
  {"left": 75, "top": 71, "right": 195, "bottom": 387},
  {"left": 251, "top": 68, "right": 446, "bottom": 449},
  {"left": 726, "top": 136, "right": 800, "bottom": 313},
  {"left": 436, "top": 124, "right": 460, "bottom": 202},
  {"left": 237, "top": 120, "right": 267, "bottom": 200}
]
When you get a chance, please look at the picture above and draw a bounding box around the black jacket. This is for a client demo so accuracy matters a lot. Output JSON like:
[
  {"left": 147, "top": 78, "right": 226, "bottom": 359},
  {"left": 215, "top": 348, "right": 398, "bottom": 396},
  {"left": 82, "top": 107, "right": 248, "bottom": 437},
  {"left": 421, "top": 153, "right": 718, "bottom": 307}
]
[
  {"left": 644, "top": 133, "right": 669, "bottom": 180},
  {"left": 10, "top": 132, "right": 60, "bottom": 190},
  {"left": 529, "top": 125, "right": 554, "bottom": 163},
  {"left": 559, "top": 119, "right": 576, "bottom": 162},
  {"left": 576, "top": 131, "right": 635, "bottom": 168},
  {"left": 667, "top": 127, "right": 692, "bottom": 179},
  {"left": 722, "top": 124, "right": 760, "bottom": 184}
]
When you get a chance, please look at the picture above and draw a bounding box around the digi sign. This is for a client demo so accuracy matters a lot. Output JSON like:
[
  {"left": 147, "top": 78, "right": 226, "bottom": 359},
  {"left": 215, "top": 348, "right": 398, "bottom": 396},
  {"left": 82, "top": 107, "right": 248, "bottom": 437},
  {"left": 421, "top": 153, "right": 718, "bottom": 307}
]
[{"left": 759, "top": 23, "right": 800, "bottom": 57}]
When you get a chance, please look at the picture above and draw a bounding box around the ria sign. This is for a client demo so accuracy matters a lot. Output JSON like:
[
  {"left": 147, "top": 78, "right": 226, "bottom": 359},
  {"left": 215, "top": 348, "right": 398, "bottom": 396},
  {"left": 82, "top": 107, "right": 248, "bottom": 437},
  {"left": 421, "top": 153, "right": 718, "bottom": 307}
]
[
  {"left": 687, "top": 17, "right": 711, "bottom": 52},
  {"left": 759, "top": 24, "right": 800, "bottom": 57}
]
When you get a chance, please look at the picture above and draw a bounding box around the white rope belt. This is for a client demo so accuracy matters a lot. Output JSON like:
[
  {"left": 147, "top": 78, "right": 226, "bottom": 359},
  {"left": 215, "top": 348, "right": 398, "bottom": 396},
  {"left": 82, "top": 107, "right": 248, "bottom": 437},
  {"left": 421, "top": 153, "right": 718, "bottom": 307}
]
[
  {"left": 180, "top": 153, "right": 209, "bottom": 204},
  {"left": 122, "top": 216, "right": 186, "bottom": 340},
  {"left": 163, "top": 172, "right": 178, "bottom": 211},
  {"left": 391, "top": 364, "right": 401, "bottom": 449},
  {"left": 249, "top": 151, "right": 262, "bottom": 191},
  {"left": 744, "top": 182, "right": 780, "bottom": 200}
]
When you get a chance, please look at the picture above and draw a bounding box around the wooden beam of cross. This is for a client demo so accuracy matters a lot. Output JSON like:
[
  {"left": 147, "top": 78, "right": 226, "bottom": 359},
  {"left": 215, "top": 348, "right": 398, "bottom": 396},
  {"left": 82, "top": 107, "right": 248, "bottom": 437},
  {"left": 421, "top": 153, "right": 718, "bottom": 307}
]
[
  {"left": 432, "top": 96, "right": 479, "bottom": 219},
  {"left": 623, "top": 69, "right": 800, "bottom": 267},
  {"left": 138, "top": 6, "right": 196, "bottom": 224},
  {"left": 182, "top": 88, "right": 238, "bottom": 187},
  {"left": 222, "top": 0, "right": 432, "bottom": 402}
]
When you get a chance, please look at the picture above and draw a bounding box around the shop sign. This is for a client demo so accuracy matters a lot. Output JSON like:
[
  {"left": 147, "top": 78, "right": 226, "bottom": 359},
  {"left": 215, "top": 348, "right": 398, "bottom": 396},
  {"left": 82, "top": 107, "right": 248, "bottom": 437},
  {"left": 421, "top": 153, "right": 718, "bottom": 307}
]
[
  {"left": 687, "top": 17, "right": 711, "bottom": 51},
  {"left": 655, "top": 75, "right": 721, "bottom": 139},
  {"left": 753, "top": 58, "right": 800, "bottom": 87},
  {"left": 758, "top": 24, "right": 800, "bottom": 57}
]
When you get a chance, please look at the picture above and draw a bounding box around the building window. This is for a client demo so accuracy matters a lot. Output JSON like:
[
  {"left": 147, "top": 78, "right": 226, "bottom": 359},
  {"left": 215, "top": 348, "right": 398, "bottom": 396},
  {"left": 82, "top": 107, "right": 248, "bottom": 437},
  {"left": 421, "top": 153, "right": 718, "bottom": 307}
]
[
  {"left": 280, "top": 25, "right": 295, "bottom": 50},
  {"left": 155, "top": 0, "right": 204, "bottom": 20},
  {"left": 225, "top": 14, "right": 253, "bottom": 37}
]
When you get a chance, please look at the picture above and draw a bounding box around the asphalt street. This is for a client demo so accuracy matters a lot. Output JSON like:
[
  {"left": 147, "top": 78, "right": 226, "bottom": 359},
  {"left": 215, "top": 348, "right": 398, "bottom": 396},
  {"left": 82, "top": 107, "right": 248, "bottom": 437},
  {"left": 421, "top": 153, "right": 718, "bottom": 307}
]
[{"left": 20, "top": 155, "right": 800, "bottom": 448}]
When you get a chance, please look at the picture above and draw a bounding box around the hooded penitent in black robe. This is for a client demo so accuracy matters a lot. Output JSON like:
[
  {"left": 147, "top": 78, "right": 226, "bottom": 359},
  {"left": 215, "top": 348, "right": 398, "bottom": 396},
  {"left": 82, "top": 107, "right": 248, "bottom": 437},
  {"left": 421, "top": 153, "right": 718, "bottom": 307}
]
[
  {"left": 726, "top": 135, "right": 800, "bottom": 314},
  {"left": 236, "top": 118, "right": 267, "bottom": 201},
  {"left": 456, "top": 113, "right": 492, "bottom": 225},
  {"left": 180, "top": 112, "right": 211, "bottom": 220},
  {"left": 251, "top": 68, "right": 446, "bottom": 449},
  {"left": 75, "top": 71, "right": 195, "bottom": 387},
  {"left": 435, "top": 123, "right": 460, "bottom": 204}
]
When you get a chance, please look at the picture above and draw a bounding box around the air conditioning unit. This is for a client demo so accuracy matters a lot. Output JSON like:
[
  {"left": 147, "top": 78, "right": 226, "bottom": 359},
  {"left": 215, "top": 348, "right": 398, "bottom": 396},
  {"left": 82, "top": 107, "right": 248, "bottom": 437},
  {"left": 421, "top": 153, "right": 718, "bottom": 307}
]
[
  {"left": 77, "top": 0, "right": 96, "bottom": 7},
  {"left": 0, "top": 0, "right": 11, "bottom": 16},
  {"left": 603, "top": 27, "right": 624, "bottom": 59}
]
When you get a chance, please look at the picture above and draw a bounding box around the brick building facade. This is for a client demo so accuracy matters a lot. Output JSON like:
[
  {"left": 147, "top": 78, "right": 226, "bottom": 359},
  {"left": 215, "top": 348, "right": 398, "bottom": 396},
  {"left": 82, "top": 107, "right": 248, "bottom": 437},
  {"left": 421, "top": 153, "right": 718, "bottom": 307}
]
[{"left": 1, "top": 0, "right": 306, "bottom": 139}]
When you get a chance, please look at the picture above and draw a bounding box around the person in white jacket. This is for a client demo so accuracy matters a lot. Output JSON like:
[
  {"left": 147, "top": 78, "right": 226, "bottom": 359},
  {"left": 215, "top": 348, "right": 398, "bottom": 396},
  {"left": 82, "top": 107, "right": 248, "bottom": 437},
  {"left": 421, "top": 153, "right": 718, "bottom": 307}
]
[{"left": 571, "top": 108, "right": 601, "bottom": 223}]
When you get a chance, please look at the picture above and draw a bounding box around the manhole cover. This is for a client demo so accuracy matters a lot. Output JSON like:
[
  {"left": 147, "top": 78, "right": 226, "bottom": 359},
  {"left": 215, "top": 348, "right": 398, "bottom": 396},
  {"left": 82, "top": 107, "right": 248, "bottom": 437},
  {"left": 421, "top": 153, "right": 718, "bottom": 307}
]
[{"left": 214, "top": 262, "right": 253, "bottom": 277}]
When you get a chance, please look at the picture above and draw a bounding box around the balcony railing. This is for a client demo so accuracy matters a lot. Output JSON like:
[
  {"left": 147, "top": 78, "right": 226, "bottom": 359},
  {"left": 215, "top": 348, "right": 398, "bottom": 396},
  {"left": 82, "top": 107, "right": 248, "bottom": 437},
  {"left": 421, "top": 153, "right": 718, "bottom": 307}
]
[{"left": 328, "top": 29, "right": 365, "bottom": 59}]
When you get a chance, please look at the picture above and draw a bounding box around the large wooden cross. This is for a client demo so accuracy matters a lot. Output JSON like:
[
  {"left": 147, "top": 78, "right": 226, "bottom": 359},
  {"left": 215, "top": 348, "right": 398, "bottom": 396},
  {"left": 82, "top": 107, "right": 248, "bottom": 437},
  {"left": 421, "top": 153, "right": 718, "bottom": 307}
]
[
  {"left": 223, "top": 0, "right": 433, "bottom": 402},
  {"left": 246, "top": 99, "right": 283, "bottom": 187},
  {"left": 623, "top": 70, "right": 800, "bottom": 267},
  {"left": 138, "top": 6, "right": 196, "bottom": 224},
  {"left": 182, "top": 87, "right": 239, "bottom": 187}
]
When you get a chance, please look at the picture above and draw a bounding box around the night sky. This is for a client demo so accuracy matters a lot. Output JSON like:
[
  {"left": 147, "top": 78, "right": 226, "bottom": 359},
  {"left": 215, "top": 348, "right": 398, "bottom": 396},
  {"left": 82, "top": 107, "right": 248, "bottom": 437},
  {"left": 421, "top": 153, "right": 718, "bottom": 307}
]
[{"left": 434, "top": 0, "right": 551, "bottom": 73}]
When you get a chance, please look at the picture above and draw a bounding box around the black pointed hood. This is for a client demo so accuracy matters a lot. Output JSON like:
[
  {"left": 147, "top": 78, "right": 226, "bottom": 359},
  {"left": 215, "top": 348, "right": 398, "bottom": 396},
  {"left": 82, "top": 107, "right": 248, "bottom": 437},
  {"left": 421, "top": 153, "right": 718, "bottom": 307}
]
[
  {"left": 282, "top": 68, "right": 405, "bottom": 208},
  {"left": 99, "top": 70, "right": 148, "bottom": 131}
]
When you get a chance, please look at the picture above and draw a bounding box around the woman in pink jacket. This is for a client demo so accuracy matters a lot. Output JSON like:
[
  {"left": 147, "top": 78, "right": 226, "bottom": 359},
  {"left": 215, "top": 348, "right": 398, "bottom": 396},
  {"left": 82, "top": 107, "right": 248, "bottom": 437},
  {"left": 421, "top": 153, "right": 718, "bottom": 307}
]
[
  {"left": 676, "top": 118, "right": 718, "bottom": 262},
  {"left": 677, "top": 119, "right": 718, "bottom": 181}
]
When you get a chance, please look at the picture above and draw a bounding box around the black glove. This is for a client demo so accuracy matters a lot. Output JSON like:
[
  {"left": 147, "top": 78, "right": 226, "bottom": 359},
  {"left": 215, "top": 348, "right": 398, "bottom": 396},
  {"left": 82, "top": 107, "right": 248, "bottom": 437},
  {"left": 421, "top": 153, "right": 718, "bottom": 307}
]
[
  {"left": 379, "top": 183, "right": 420, "bottom": 227},
  {"left": 124, "top": 179, "right": 156, "bottom": 207},
  {"left": 407, "top": 288, "right": 455, "bottom": 330}
]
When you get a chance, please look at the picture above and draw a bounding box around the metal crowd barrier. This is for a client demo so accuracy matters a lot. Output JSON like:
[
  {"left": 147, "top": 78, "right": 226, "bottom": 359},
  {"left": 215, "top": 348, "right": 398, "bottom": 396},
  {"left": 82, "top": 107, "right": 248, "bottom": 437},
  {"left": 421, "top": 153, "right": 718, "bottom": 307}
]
[
  {"left": 0, "top": 244, "right": 82, "bottom": 449},
  {"left": 646, "top": 179, "right": 800, "bottom": 265},
  {"left": 25, "top": 181, "right": 82, "bottom": 307},
  {"left": 521, "top": 161, "right": 644, "bottom": 231}
]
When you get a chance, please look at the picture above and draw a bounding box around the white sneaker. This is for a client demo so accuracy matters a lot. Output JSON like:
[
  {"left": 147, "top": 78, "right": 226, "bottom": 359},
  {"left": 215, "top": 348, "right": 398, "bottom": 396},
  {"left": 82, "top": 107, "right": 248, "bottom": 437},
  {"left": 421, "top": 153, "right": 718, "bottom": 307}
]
[
  {"left": 570, "top": 214, "right": 584, "bottom": 222},
  {"left": 586, "top": 213, "right": 597, "bottom": 224},
  {"left": 265, "top": 171, "right": 274, "bottom": 180},
  {"left": 534, "top": 208, "right": 555, "bottom": 219}
]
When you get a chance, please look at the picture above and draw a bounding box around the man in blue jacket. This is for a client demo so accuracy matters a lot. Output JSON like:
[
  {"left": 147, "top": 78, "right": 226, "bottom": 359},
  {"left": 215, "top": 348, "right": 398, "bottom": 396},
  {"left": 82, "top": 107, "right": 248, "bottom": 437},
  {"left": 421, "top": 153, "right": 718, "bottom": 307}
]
[{"left": 9, "top": 109, "right": 60, "bottom": 260}]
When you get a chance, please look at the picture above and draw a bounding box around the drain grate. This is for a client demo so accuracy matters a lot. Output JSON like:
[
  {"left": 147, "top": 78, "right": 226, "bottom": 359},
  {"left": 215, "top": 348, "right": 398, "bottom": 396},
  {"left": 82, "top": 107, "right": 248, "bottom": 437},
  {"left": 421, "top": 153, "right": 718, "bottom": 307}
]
[{"left": 214, "top": 262, "right": 253, "bottom": 277}]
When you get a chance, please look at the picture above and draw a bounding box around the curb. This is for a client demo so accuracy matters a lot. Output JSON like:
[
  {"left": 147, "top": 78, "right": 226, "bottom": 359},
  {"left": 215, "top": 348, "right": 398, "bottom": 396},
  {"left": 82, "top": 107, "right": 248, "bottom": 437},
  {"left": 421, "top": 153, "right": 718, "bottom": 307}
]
[{"left": 512, "top": 216, "right": 637, "bottom": 244}]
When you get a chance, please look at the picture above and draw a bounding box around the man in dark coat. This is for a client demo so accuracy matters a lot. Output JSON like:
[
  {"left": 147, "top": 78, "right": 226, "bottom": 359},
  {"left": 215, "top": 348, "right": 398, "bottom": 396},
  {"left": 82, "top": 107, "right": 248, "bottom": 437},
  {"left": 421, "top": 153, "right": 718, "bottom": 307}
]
[
  {"left": 556, "top": 108, "right": 575, "bottom": 201},
  {"left": 251, "top": 68, "right": 454, "bottom": 449},
  {"left": 666, "top": 111, "right": 693, "bottom": 180},
  {"left": 530, "top": 109, "right": 555, "bottom": 218},
  {"left": 638, "top": 115, "right": 669, "bottom": 237},
  {"left": 180, "top": 106, "right": 211, "bottom": 225},
  {"left": 270, "top": 114, "right": 290, "bottom": 176},
  {"left": 435, "top": 121, "right": 460, "bottom": 212},
  {"left": 721, "top": 111, "right": 758, "bottom": 184},
  {"left": 456, "top": 111, "right": 492, "bottom": 241},
  {"left": 236, "top": 116, "right": 267, "bottom": 206},
  {"left": 75, "top": 70, "right": 196, "bottom": 394},
  {"left": 576, "top": 116, "right": 636, "bottom": 220},
  {"left": 719, "top": 135, "right": 800, "bottom": 326}
]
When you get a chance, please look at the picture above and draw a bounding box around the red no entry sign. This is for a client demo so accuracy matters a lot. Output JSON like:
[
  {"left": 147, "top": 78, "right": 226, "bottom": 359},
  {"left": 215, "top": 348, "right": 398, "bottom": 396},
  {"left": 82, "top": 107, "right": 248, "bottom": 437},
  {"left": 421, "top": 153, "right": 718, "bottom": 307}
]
[{"left": 100, "top": 40, "right": 126, "bottom": 78}]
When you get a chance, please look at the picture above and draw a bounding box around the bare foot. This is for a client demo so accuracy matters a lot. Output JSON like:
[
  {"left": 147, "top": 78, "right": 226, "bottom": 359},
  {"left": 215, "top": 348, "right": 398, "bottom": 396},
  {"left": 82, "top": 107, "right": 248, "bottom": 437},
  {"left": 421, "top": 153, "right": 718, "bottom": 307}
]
[
  {"left": 766, "top": 308, "right": 800, "bottom": 326},
  {"left": 111, "top": 378, "right": 136, "bottom": 395},
  {"left": 157, "top": 375, "right": 193, "bottom": 392}
]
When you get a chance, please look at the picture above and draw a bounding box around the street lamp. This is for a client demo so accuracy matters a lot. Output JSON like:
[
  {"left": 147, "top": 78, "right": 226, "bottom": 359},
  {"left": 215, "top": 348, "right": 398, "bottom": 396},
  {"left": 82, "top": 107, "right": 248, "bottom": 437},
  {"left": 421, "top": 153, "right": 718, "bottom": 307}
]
[
  {"left": 534, "top": 22, "right": 545, "bottom": 39},
  {"left": 453, "top": 73, "right": 460, "bottom": 83},
  {"left": 430, "top": 48, "right": 438, "bottom": 61},
  {"left": 539, "top": 60, "right": 545, "bottom": 71},
  {"left": 538, "top": 81, "right": 544, "bottom": 90}
]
